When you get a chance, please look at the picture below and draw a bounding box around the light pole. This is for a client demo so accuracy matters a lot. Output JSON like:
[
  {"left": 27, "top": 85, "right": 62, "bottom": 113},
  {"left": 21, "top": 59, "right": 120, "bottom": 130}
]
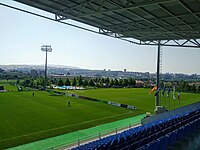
[{"left": 41, "top": 45, "right": 52, "bottom": 90}]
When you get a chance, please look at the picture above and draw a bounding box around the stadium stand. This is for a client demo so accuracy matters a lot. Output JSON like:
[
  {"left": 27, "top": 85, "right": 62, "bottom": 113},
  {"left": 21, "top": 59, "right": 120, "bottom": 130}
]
[{"left": 72, "top": 106, "right": 200, "bottom": 150}]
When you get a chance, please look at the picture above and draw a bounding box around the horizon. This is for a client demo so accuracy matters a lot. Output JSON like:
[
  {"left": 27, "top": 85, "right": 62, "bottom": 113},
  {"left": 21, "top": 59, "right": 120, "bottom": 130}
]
[
  {"left": 0, "top": 0, "right": 200, "bottom": 75},
  {"left": 1, "top": 64, "right": 199, "bottom": 75}
]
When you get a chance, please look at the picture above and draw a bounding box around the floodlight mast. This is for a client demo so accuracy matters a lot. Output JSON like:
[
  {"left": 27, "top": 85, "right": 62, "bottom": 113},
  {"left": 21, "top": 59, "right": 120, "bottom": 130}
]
[{"left": 41, "top": 45, "right": 52, "bottom": 90}]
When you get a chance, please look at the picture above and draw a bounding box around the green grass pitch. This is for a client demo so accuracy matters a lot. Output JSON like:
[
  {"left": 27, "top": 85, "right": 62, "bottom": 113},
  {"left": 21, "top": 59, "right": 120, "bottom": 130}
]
[
  {"left": 0, "top": 91, "right": 137, "bottom": 149},
  {"left": 70, "top": 88, "right": 200, "bottom": 113},
  {"left": 0, "top": 86, "right": 199, "bottom": 149}
]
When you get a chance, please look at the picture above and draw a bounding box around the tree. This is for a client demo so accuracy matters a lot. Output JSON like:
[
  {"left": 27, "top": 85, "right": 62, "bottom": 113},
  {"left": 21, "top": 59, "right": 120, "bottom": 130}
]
[
  {"left": 65, "top": 78, "right": 71, "bottom": 86},
  {"left": 78, "top": 76, "right": 83, "bottom": 86},
  {"left": 29, "top": 79, "right": 34, "bottom": 87},
  {"left": 23, "top": 79, "right": 30, "bottom": 86},
  {"left": 119, "top": 79, "right": 123, "bottom": 87},
  {"left": 101, "top": 78, "right": 105, "bottom": 83},
  {"left": 105, "top": 77, "right": 110, "bottom": 84},
  {"left": 36, "top": 77, "right": 44, "bottom": 87},
  {"left": 109, "top": 79, "right": 114, "bottom": 87},
  {"left": 14, "top": 75, "right": 18, "bottom": 79},
  {"left": 128, "top": 78, "right": 136, "bottom": 87},
  {"left": 72, "top": 77, "right": 77, "bottom": 86},
  {"left": 160, "top": 81, "right": 164, "bottom": 88},
  {"left": 180, "top": 80, "right": 188, "bottom": 92},
  {"left": 58, "top": 78, "right": 64, "bottom": 86},
  {"left": 184, "top": 83, "right": 190, "bottom": 92},
  {"left": 16, "top": 80, "right": 20, "bottom": 84},
  {"left": 89, "top": 79, "right": 95, "bottom": 86},
  {"left": 191, "top": 84, "right": 196, "bottom": 93},
  {"left": 83, "top": 80, "right": 89, "bottom": 86},
  {"left": 114, "top": 78, "right": 119, "bottom": 86},
  {"left": 197, "top": 86, "right": 200, "bottom": 93},
  {"left": 122, "top": 78, "right": 129, "bottom": 87}
]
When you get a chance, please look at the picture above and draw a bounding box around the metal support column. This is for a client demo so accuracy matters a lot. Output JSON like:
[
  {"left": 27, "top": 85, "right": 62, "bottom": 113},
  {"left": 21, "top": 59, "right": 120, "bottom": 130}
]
[{"left": 156, "top": 41, "right": 161, "bottom": 107}]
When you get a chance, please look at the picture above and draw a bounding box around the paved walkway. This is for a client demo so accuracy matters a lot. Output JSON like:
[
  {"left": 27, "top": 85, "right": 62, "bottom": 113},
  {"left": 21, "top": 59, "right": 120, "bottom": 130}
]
[{"left": 8, "top": 114, "right": 146, "bottom": 150}]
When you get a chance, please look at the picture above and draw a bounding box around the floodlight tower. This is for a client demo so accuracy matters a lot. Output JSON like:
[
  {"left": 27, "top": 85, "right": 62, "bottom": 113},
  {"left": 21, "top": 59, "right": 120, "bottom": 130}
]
[{"left": 41, "top": 45, "right": 52, "bottom": 90}]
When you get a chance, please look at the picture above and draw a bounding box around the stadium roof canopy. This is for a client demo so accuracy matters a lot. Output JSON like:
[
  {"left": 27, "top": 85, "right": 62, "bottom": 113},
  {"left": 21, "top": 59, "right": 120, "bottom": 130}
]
[{"left": 10, "top": 0, "right": 200, "bottom": 47}]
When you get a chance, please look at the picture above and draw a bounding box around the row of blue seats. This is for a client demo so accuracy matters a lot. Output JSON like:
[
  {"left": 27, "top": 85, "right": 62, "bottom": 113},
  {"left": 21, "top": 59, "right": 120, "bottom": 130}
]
[
  {"left": 128, "top": 117, "right": 200, "bottom": 150},
  {"left": 72, "top": 108, "right": 200, "bottom": 150}
]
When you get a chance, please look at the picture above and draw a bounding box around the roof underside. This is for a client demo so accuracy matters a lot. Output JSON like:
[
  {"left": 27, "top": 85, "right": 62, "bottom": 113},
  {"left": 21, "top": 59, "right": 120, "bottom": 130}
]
[{"left": 14, "top": 0, "right": 200, "bottom": 42}]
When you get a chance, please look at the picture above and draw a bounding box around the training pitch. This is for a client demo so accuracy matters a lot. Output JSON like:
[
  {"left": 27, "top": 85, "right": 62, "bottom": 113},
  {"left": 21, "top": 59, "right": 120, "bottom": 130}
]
[{"left": 0, "top": 84, "right": 199, "bottom": 149}]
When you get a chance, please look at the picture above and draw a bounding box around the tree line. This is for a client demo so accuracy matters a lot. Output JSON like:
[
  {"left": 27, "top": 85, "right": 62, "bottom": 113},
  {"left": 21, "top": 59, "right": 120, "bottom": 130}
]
[
  {"left": 52, "top": 76, "right": 136, "bottom": 88},
  {"left": 160, "top": 80, "right": 200, "bottom": 93},
  {"left": 18, "top": 76, "right": 137, "bottom": 88},
  {"left": 16, "top": 76, "right": 200, "bottom": 94}
]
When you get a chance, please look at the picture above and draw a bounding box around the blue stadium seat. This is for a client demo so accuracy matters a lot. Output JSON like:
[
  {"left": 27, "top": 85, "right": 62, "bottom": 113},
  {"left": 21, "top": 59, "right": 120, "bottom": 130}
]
[
  {"left": 139, "top": 137, "right": 149, "bottom": 147},
  {"left": 157, "top": 136, "right": 168, "bottom": 150},
  {"left": 146, "top": 140, "right": 159, "bottom": 150},
  {"left": 136, "top": 145, "right": 146, "bottom": 150},
  {"left": 176, "top": 127, "right": 184, "bottom": 140},
  {"left": 167, "top": 131, "right": 177, "bottom": 146},
  {"left": 148, "top": 133, "right": 157, "bottom": 142},
  {"left": 73, "top": 108, "right": 200, "bottom": 150},
  {"left": 128, "top": 141, "right": 140, "bottom": 150}
]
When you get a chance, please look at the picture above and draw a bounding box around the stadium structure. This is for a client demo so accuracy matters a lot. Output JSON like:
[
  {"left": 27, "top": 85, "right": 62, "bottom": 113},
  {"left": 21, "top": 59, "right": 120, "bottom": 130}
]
[{"left": 1, "top": 0, "right": 200, "bottom": 150}]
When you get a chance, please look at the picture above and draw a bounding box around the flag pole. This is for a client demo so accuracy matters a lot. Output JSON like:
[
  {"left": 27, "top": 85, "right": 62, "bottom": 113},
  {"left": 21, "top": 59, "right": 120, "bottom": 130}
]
[
  {"left": 167, "top": 88, "right": 171, "bottom": 110},
  {"left": 174, "top": 98, "right": 175, "bottom": 109},
  {"left": 178, "top": 91, "right": 180, "bottom": 108},
  {"left": 160, "top": 90, "right": 162, "bottom": 106}
]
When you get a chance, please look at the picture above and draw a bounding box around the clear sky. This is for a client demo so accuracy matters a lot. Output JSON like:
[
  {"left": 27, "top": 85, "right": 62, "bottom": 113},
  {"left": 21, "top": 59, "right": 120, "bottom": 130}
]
[{"left": 0, "top": 0, "right": 200, "bottom": 74}]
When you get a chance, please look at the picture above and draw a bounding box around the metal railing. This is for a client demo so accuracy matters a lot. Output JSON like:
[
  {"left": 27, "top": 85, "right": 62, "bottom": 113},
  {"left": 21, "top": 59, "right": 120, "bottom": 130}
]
[{"left": 45, "top": 121, "right": 141, "bottom": 150}]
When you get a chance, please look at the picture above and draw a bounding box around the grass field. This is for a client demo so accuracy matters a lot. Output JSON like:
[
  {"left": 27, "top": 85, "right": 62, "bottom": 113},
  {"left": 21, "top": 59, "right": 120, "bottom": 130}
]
[
  {"left": 0, "top": 80, "right": 18, "bottom": 91},
  {"left": 0, "top": 84, "right": 199, "bottom": 149},
  {"left": 69, "top": 88, "right": 200, "bottom": 113},
  {"left": 0, "top": 91, "right": 137, "bottom": 149}
]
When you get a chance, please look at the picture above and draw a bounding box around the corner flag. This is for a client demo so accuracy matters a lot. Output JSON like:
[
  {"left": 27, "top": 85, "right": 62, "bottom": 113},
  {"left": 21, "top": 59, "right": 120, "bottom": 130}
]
[{"left": 149, "top": 86, "right": 157, "bottom": 95}]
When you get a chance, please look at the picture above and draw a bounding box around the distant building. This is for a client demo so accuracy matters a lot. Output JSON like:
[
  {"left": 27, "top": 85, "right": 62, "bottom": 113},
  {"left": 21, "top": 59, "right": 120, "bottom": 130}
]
[
  {"left": 0, "top": 68, "right": 5, "bottom": 73},
  {"left": 136, "top": 80, "right": 145, "bottom": 88},
  {"left": 38, "top": 70, "right": 45, "bottom": 76},
  {"left": 30, "top": 69, "right": 38, "bottom": 77}
]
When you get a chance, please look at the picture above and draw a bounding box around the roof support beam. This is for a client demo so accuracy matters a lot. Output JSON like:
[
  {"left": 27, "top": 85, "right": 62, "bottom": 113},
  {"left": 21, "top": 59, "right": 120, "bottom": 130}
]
[
  {"left": 126, "top": 10, "right": 184, "bottom": 39},
  {"left": 138, "top": 39, "right": 200, "bottom": 48},
  {"left": 70, "top": 0, "right": 176, "bottom": 18},
  {"left": 157, "top": 4, "right": 193, "bottom": 30},
  {"left": 177, "top": 0, "right": 200, "bottom": 21}
]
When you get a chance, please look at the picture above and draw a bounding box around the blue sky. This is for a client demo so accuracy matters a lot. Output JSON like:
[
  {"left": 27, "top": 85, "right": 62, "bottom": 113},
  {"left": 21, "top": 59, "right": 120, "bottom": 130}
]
[{"left": 0, "top": 0, "right": 200, "bottom": 74}]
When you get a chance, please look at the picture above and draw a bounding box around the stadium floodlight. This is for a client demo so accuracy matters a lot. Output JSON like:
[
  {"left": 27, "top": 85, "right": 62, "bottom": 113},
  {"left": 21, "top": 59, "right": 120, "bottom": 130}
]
[{"left": 41, "top": 45, "right": 52, "bottom": 90}]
